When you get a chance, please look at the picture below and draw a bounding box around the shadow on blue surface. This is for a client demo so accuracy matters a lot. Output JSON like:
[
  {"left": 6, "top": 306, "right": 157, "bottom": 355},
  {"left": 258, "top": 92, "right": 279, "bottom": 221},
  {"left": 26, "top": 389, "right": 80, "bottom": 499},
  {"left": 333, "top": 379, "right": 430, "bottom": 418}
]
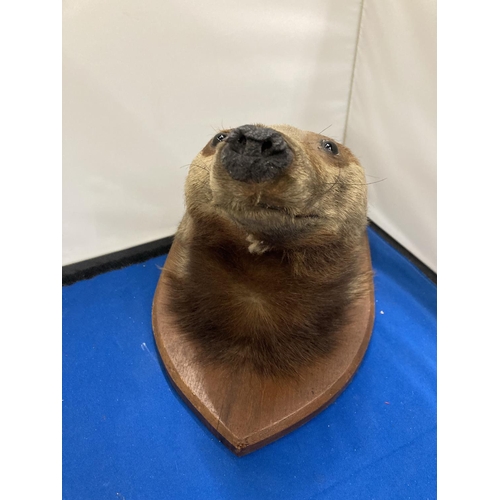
[{"left": 62, "top": 228, "right": 436, "bottom": 499}]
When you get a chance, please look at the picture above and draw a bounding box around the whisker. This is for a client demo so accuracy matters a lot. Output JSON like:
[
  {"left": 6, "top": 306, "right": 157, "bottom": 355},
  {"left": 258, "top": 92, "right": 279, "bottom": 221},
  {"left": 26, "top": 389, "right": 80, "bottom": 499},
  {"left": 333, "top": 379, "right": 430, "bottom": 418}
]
[
  {"left": 307, "top": 167, "right": 344, "bottom": 210},
  {"left": 323, "top": 177, "right": 387, "bottom": 186},
  {"left": 356, "top": 178, "right": 387, "bottom": 186},
  {"left": 178, "top": 160, "right": 211, "bottom": 174},
  {"left": 191, "top": 165, "right": 210, "bottom": 175},
  {"left": 366, "top": 178, "right": 387, "bottom": 185},
  {"left": 318, "top": 124, "right": 333, "bottom": 135}
]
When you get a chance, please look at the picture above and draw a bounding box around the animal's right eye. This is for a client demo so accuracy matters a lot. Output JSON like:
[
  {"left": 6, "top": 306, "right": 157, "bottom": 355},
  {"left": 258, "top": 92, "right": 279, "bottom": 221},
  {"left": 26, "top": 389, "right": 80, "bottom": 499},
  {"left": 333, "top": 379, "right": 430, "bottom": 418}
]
[{"left": 211, "top": 133, "right": 228, "bottom": 147}]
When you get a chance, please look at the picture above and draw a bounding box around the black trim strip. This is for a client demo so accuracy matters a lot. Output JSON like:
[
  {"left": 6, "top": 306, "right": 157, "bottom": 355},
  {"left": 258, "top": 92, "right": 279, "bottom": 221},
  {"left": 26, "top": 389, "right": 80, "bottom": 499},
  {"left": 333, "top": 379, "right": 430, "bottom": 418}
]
[
  {"left": 62, "top": 236, "right": 174, "bottom": 286},
  {"left": 368, "top": 220, "right": 437, "bottom": 284},
  {"left": 62, "top": 222, "right": 436, "bottom": 287}
]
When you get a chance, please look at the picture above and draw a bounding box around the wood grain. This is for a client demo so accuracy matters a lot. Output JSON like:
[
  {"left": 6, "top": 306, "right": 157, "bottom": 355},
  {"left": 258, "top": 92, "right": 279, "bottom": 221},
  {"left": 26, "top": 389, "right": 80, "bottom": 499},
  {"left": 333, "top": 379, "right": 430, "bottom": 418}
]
[{"left": 152, "top": 234, "right": 375, "bottom": 456}]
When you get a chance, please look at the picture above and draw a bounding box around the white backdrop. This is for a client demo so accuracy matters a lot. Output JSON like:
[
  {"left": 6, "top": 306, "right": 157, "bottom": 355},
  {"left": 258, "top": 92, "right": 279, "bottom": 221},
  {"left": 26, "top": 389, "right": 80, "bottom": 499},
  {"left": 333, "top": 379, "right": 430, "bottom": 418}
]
[
  {"left": 345, "top": 0, "right": 437, "bottom": 272},
  {"left": 62, "top": 0, "right": 363, "bottom": 264},
  {"left": 63, "top": 0, "right": 436, "bottom": 272}
]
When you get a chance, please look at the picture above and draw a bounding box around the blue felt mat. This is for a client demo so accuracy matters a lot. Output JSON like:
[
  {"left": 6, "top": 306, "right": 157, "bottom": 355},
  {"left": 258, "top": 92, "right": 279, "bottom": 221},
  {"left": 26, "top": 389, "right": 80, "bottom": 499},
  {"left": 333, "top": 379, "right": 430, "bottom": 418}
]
[{"left": 62, "top": 228, "right": 436, "bottom": 499}]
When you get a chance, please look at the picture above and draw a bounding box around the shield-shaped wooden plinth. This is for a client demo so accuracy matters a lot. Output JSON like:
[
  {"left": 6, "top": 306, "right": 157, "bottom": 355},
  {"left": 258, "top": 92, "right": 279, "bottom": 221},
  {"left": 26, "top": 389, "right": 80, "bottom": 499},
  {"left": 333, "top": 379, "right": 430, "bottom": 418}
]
[{"left": 152, "top": 235, "right": 375, "bottom": 456}]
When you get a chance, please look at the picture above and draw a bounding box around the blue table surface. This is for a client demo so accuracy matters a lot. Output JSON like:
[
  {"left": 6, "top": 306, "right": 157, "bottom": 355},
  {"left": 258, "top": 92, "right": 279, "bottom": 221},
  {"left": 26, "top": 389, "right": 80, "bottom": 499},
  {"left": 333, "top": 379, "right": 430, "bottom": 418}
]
[{"left": 63, "top": 228, "right": 436, "bottom": 500}]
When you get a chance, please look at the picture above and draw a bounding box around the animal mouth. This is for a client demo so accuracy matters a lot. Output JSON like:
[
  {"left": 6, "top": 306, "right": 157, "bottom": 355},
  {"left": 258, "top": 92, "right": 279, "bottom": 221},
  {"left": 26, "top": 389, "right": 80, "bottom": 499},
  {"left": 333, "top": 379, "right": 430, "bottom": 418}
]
[
  {"left": 214, "top": 202, "right": 319, "bottom": 220},
  {"left": 255, "top": 203, "right": 319, "bottom": 219}
]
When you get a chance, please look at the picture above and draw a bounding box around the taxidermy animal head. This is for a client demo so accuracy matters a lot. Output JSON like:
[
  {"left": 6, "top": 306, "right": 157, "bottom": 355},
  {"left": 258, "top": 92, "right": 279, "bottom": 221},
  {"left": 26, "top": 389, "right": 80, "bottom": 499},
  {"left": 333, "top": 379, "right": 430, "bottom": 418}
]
[{"left": 166, "top": 124, "right": 372, "bottom": 377}]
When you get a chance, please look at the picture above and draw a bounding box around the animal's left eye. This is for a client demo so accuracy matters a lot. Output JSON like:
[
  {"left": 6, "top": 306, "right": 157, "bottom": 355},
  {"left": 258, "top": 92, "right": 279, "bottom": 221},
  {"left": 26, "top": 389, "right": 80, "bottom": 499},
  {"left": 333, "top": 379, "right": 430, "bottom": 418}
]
[{"left": 322, "top": 140, "right": 339, "bottom": 155}]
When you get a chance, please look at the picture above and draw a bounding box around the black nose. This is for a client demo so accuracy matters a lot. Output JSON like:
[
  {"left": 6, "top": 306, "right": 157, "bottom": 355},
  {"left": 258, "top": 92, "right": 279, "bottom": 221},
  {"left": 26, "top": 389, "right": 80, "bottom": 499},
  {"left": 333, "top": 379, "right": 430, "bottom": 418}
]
[{"left": 220, "top": 125, "right": 293, "bottom": 183}]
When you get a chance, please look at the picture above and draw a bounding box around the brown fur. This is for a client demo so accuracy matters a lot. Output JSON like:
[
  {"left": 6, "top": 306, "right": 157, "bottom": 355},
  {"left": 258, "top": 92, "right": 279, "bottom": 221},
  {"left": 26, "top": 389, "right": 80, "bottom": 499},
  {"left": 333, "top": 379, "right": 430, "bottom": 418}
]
[{"left": 164, "top": 124, "right": 372, "bottom": 377}]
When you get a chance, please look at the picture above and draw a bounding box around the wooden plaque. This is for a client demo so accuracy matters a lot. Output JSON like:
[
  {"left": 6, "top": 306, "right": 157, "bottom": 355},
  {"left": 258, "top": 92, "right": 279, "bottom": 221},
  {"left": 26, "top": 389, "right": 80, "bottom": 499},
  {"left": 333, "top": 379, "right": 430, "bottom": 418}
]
[{"left": 152, "top": 235, "right": 375, "bottom": 456}]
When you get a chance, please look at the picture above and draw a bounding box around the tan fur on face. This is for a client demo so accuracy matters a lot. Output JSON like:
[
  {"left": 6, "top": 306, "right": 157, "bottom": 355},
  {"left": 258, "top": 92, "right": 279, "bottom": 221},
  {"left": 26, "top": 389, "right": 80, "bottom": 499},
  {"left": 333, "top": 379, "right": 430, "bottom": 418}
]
[{"left": 165, "top": 124, "right": 371, "bottom": 377}]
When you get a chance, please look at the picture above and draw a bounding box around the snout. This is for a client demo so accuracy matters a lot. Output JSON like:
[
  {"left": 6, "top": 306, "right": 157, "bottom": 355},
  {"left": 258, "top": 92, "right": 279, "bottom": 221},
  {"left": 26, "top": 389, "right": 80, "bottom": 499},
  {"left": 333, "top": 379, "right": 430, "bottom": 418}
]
[{"left": 221, "top": 125, "right": 293, "bottom": 183}]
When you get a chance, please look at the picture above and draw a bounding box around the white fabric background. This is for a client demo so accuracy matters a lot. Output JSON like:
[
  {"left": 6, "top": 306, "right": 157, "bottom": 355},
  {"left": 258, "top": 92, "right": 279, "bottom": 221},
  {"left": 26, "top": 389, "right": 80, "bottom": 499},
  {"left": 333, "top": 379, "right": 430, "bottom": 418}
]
[
  {"left": 63, "top": 0, "right": 363, "bottom": 264},
  {"left": 344, "top": 0, "right": 437, "bottom": 272},
  {"left": 63, "top": 0, "right": 436, "bottom": 271}
]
